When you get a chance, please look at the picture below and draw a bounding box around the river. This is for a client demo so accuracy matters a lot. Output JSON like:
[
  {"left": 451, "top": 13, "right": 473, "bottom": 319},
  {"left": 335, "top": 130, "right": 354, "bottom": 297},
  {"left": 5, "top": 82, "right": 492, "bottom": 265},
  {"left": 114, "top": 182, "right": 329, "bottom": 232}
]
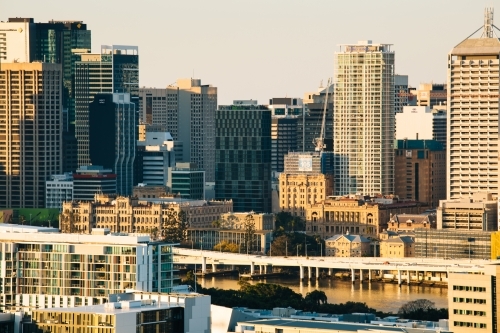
[{"left": 197, "top": 276, "right": 448, "bottom": 313}]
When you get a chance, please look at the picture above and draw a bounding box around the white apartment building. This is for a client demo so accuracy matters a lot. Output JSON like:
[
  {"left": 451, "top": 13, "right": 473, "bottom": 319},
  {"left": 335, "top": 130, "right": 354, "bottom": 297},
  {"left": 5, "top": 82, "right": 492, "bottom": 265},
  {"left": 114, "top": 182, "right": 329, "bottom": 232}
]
[
  {"left": 0, "top": 225, "right": 177, "bottom": 313},
  {"left": 447, "top": 8, "right": 500, "bottom": 199},
  {"left": 45, "top": 173, "right": 73, "bottom": 210},
  {"left": 334, "top": 40, "right": 395, "bottom": 196}
]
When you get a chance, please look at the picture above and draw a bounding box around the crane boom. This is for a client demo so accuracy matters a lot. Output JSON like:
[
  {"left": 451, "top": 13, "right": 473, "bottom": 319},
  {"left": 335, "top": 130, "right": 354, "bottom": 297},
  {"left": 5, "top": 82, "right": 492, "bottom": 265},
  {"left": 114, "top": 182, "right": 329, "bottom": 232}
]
[{"left": 314, "top": 78, "right": 332, "bottom": 152}]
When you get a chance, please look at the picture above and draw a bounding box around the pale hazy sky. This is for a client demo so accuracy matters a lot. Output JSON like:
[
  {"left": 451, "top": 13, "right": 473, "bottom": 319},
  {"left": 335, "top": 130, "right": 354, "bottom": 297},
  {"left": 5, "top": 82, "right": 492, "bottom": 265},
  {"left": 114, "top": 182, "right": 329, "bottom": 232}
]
[{"left": 2, "top": 0, "right": 499, "bottom": 104}]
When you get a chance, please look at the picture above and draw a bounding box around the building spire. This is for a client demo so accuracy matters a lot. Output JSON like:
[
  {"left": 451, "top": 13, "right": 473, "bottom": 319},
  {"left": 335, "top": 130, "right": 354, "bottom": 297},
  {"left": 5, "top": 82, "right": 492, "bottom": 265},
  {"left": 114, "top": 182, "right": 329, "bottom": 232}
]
[{"left": 481, "top": 7, "right": 494, "bottom": 38}]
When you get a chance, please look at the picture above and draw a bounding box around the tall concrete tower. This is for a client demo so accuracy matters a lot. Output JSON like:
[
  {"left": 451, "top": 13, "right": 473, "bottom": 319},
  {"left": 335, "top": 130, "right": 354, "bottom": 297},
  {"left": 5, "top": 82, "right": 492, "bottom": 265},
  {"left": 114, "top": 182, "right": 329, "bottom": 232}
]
[
  {"left": 447, "top": 8, "right": 500, "bottom": 199},
  {"left": 334, "top": 40, "right": 395, "bottom": 196}
]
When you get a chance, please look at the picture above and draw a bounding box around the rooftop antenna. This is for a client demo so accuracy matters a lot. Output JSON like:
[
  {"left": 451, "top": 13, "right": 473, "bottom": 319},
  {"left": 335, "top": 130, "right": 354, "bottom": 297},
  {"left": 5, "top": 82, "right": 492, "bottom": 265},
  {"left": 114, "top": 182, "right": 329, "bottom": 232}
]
[{"left": 481, "top": 7, "right": 494, "bottom": 38}]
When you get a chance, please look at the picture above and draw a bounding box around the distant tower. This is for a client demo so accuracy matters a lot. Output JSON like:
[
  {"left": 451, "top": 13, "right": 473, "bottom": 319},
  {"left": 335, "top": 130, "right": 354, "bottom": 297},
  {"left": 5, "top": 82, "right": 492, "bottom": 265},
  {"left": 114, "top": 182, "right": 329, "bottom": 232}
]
[
  {"left": 334, "top": 41, "right": 395, "bottom": 196},
  {"left": 447, "top": 8, "right": 500, "bottom": 199}
]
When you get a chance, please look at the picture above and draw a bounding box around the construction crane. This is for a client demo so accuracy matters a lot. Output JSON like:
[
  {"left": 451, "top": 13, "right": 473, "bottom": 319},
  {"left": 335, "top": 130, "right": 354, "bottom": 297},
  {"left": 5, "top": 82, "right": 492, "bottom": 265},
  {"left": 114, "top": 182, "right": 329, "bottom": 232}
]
[{"left": 313, "top": 78, "right": 332, "bottom": 152}]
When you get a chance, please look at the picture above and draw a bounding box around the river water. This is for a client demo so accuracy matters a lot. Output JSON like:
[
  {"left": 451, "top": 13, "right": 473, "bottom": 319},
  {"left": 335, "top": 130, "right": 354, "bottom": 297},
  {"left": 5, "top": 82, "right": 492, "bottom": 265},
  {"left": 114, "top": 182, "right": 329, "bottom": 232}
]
[{"left": 198, "top": 276, "right": 448, "bottom": 313}]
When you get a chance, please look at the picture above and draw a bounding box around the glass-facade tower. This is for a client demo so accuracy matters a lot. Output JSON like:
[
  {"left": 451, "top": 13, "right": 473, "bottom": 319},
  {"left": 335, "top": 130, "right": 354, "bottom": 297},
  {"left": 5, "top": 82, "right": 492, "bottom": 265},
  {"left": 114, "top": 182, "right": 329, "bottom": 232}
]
[{"left": 215, "top": 104, "right": 272, "bottom": 213}]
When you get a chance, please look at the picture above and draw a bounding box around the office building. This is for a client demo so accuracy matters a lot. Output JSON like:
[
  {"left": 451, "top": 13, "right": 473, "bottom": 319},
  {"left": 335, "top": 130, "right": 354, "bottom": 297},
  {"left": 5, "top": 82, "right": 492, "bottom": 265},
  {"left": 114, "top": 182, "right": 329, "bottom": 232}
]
[
  {"left": 325, "top": 234, "right": 371, "bottom": 257},
  {"left": 0, "top": 62, "right": 62, "bottom": 208},
  {"left": 89, "top": 93, "right": 136, "bottom": 195},
  {"left": 416, "top": 83, "right": 447, "bottom": 108},
  {"left": 394, "top": 140, "right": 446, "bottom": 208},
  {"left": 305, "top": 195, "right": 427, "bottom": 238},
  {"left": 138, "top": 87, "right": 180, "bottom": 138},
  {"left": 448, "top": 266, "right": 499, "bottom": 333},
  {"left": 25, "top": 292, "right": 211, "bottom": 333},
  {"left": 0, "top": 18, "right": 35, "bottom": 63},
  {"left": 136, "top": 131, "right": 176, "bottom": 186},
  {"left": 447, "top": 9, "right": 500, "bottom": 199},
  {"left": 334, "top": 40, "right": 395, "bottom": 196},
  {"left": 432, "top": 107, "right": 447, "bottom": 150},
  {"left": 395, "top": 106, "right": 433, "bottom": 140},
  {"left": 379, "top": 235, "right": 415, "bottom": 258},
  {"left": 75, "top": 45, "right": 138, "bottom": 166},
  {"left": 0, "top": 224, "right": 178, "bottom": 312},
  {"left": 187, "top": 228, "right": 273, "bottom": 254},
  {"left": 436, "top": 192, "right": 497, "bottom": 231},
  {"left": 168, "top": 163, "right": 205, "bottom": 200},
  {"left": 271, "top": 117, "right": 298, "bottom": 173},
  {"left": 139, "top": 124, "right": 184, "bottom": 162},
  {"left": 302, "top": 85, "right": 334, "bottom": 152},
  {"left": 45, "top": 173, "right": 73, "bottom": 210},
  {"left": 279, "top": 152, "right": 335, "bottom": 217},
  {"left": 219, "top": 212, "right": 275, "bottom": 230},
  {"left": 72, "top": 166, "right": 117, "bottom": 201},
  {"left": 215, "top": 103, "right": 272, "bottom": 213},
  {"left": 394, "top": 74, "right": 409, "bottom": 113}
]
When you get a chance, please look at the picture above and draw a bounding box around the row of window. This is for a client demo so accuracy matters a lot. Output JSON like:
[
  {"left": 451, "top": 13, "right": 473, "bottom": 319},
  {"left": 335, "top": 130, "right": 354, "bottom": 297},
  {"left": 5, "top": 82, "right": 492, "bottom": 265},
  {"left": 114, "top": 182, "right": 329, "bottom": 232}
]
[
  {"left": 453, "top": 309, "right": 486, "bottom": 316},
  {"left": 453, "top": 321, "right": 487, "bottom": 329},
  {"left": 452, "top": 297, "right": 486, "bottom": 304},
  {"left": 452, "top": 285, "right": 486, "bottom": 292}
]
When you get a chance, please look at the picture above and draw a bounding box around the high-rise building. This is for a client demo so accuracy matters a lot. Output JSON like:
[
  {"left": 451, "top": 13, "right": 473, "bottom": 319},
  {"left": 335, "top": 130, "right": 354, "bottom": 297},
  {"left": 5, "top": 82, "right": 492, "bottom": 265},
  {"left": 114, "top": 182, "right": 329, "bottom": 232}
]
[
  {"left": 0, "top": 18, "right": 35, "bottom": 63},
  {"left": 334, "top": 40, "right": 395, "bottom": 196},
  {"left": 215, "top": 103, "right": 272, "bottom": 213},
  {"left": 271, "top": 117, "right": 298, "bottom": 173},
  {"left": 136, "top": 131, "right": 176, "bottom": 186},
  {"left": 45, "top": 173, "right": 73, "bottom": 210},
  {"left": 447, "top": 9, "right": 499, "bottom": 199},
  {"left": 395, "top": 106, "right": 433, "bottom": 140},
  {"left": 416, "top": 82, "right": 447, "bottom": 108},
  {"left": 0, "top": 63, "right": 62, "bottom": 208},
  {"left": 432, "top": 107, "right": 447, "bottom": 150},
  {"left": 394, "top": 139, "right": 446, "bottom": 208},
  {"left": 139, "top": 80, "right": 217, "bottom": 182},
  {"left": 75, "top": 45, "right": 138, "bottom": 166},
  {"left": 302, "top": 88, "right": 335, "bottom": 153},
  {"left": 72, "top": 166, "right": 117, "bottom": 201},
  {"left": 89, "top": 93, "right": 136, "bottom": 195},
  {"left": 394, "top": 74, "right": 409, "bottom": 113}
]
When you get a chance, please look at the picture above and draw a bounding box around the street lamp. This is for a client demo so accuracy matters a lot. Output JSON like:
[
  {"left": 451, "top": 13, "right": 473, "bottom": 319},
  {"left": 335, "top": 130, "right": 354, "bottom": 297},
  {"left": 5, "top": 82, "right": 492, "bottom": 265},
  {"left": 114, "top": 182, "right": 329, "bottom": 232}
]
[{"left": 29, "top": 214, "right": 32, "bottom": 226}]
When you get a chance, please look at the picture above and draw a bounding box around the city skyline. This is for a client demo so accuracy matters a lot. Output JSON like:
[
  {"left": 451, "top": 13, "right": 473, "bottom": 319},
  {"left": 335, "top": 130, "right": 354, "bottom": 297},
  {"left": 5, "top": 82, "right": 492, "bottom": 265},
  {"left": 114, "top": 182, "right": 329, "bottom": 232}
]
[{"left": 2, "top": 0, "right": 493, "bottom": 104}]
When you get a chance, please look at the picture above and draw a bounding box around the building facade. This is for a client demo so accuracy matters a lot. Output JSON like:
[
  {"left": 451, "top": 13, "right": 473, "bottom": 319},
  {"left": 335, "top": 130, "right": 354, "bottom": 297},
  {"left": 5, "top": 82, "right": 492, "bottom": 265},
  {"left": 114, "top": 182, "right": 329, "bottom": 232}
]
[
  {"left": 168, "top": 163, "right": 205, "bottom": 200},
  {"left": 89, "top": 93, "right": 136, "bottom": 195},
  {"left": 380, "top": 236, "right": 415, "bottom": 258},
  {"left": 72, "top": 166, "right": 117, "bottom": 201},
  {"left": 325, "top": 234, "right": 371, "bottom": 257},
  {"left": 75, "top": 45, "right": 139, "bottom": 166},
  {"left": 437, "top": 192, "right": 497, "bottom": 231},
  {"left": 447, "top": 11, "right": 500, "bottom": 199},
  {"left": 416, "top": 83, "right": 447, "bottom": 108},
  {"left": 136, "top": 131, "right": 176, "bottom": 186},
  {"left": 394, "top": 74, "right": 409, "bottom": 113},
  {"left": 186, "top": 228, "right": 272, "bottom": 254},
  {"left": 45, "top": 173, "right": 73, "bottom": 210},
  {"left": 219, "top": 212, "right": 274, "bottom": 230},
  {"left": 394, "top": 139, "right": 446, "bottom": 208},
  {"left": 271, "top": 117, "right": 298, "bottom": 173},
  {"left": 215, "top": 103, "right": 272, "bottom": 213},
  {"left": 0, "top": 62, "right": 62, "bottom": 208},
  {"left": 334, "top": 41, "right": 395, "bottom": 196},
  {"left": 302, "top": 86, "right": 334, "bottom": 153},
  {"left": 395, "top": 106, "right": 433, "bottom": 140},
  {"left": 0, "top": 225, "right": 177, "bottom": 312}
]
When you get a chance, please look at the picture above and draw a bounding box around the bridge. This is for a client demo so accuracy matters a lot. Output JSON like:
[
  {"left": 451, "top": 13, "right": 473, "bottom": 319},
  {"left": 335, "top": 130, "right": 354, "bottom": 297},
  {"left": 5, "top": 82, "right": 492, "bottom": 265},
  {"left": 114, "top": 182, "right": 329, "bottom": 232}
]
[{"left": 173, "top": 248, "right": 493, "bottom": 285}]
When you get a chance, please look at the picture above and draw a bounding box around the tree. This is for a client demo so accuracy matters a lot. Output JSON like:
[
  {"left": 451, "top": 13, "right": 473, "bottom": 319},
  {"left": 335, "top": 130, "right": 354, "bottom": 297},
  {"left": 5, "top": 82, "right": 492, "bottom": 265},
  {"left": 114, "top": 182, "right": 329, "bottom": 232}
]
[
  {"left": 398, "top": 299, "right": 435, "bottom": 314},
  {"left": 161, "top": 208, "right": 189, "bottom": 243},
  {"left": 274, "top": 211, "right": 305, "bottom": 235},
  {"left": 397, "top": 299, "right": 448, "bottom": 321},
  {"left": 213, "top": 240, "right": 239, "bottom": 253},
  {"left": 304, "top": 290, "right": 328, "bottom": 311},
  {"left": 243, "top": 214, "right": 256, "bottom": 253}
]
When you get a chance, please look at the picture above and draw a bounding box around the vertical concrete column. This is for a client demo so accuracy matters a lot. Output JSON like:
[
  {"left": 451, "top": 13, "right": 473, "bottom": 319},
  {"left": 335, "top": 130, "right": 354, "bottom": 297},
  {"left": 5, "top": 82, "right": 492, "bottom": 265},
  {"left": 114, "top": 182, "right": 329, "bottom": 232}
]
[
  {"left": 259, "top": 265, "right": 263, "bottom": 274},
  {"left": 398, "top": 270, "right": 402, "bottom": 286},
  {"left": 300, "top": 266, "right": 304, "bottom": 280},
  {"left": 407, "top": 270, "right": 410, "bottom": 285},
  {"left": 368, "top": 269, "right": 372, "bottom": 281},
  {"left": 351, "top": 269, "right": 355, "bottom": 284},
  {"left": 250, "top": 262, "right": 255, "bottom": 275},
  {"left": 316, "top": 267, "right": 319, "bottom": 280},
  {"left": 264, "top": 265, "right": 268, "bottom": 274},
  {"left": 328, "top": 268, "right": 332, "bottom": 276},
  {"left": 308, "top": 267, "right": 312, "bottom": 280},
  {"left": 202, "top": 257, "right": 207, "bottom": 273},
  {"left": 359, "top": 269, "right": 363, "bottom": 282},
  {"left": 231, "top": 265, "right": 235, "bottom": 270},
  {"left": 211, "top": 264, "right": 216, "bottom": 273}
]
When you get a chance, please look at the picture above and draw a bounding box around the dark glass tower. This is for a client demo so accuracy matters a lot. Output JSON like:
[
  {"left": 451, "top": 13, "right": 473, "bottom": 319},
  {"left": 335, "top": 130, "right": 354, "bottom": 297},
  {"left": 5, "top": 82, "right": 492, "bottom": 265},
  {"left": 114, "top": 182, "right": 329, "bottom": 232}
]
[
  {"left": 215, "top": 104, "right": 272, "bottom": 213},
  {"left": 89, "top": 93, "right": 136, "bottom": 195}
]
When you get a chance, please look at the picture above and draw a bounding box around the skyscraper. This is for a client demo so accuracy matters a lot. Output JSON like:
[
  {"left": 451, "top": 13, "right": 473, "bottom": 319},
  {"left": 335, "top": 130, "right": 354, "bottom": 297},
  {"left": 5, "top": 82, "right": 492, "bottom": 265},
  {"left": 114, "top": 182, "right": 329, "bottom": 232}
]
[
  {"left": 0, "top": 63, "right": 62, "bottom": 208},
  {"left": 75, "top": 45, "right": 138, "bottom": 166},
  {"left": 89, "top": 93, "right": 136, "bottom": 195},
  {"left": 447, "top": 8, "right": 499, "bottom": 199},
  {"left": 0, "top": 18, "right": 35, "bottom": 64},
  {"left": 215, "top": 102, "right": 272, "bottom": 213},
  {"left": 139, "top": 80, "right": 217, "bottom": 182},
  {"left": 334, "top": 40, "right": 395, "bottom": 196},
  {"left": 302, "top": 86, "right": 334, "bottom": 153}
]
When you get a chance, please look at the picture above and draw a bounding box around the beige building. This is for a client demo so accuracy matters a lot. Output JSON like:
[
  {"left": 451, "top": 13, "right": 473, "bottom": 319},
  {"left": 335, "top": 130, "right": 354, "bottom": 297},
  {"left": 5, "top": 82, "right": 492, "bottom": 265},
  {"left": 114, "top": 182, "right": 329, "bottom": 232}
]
[
  {"left": 60, "top": 194, "right": 233, "bottom": 233},
  {"left": 380, "top": 235, "right": 415, "bottom": 258},
  {"left": 0, "top": 62, "right": 62, "bottom": 208},
  {"left": 437, "top": 192, "right": 497, "bottom": 231},
  {"left": 219, "top": 212, "right": 274, "bottom": 230},
  {"left": 448, "top": 264, "right": 500, "bottom": 333},
  {"left": 305, "top": 196, "right": 427, "bottom": 239},
  {"left": 279, "top": 173, "right": 334, "bottom": 218},
  {"left": 325, "top": 234, "right": 371, "bottom": 257},
  {"left": 447, "top": 9, "right": 500, "bottom": 200},
  {"left": 387, "top": 213, "right": 435, "bottom": 232}
]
